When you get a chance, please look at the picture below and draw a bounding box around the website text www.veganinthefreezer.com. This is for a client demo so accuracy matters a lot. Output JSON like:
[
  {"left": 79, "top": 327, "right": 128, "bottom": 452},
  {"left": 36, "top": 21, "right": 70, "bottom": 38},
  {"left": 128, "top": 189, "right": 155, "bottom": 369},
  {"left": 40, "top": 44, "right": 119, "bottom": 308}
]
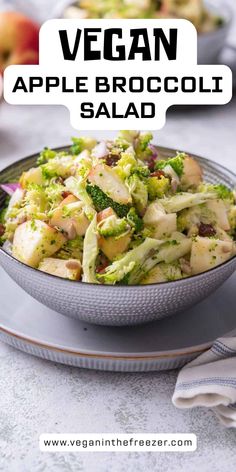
[{"left": 40, "top": 434, "right": 197, "bottom": 452}]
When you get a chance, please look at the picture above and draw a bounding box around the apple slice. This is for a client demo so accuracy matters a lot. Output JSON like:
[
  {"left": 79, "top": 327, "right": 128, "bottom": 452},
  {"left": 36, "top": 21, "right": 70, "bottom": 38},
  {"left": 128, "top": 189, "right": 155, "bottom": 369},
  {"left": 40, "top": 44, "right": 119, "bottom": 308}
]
[
  {"left": 39, "top": 258, "right": 81, "bottom": 280},
  {"left": 20, "top": 167, "right": 43, "bottom": 188},
  {"left": 190, "top": 236, "right": 234, "bottom": 274},
  {"left": 12, "top": 220, "right": 66, "bottom": 267},
  {"left": 88, "top": 163, "right": 132, "bottom": 204}
]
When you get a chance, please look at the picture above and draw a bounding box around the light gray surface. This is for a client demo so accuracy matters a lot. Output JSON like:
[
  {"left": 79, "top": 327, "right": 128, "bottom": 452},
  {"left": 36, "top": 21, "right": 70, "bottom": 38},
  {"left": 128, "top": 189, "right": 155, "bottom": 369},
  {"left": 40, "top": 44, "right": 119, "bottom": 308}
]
[{"left": 0, "top": 1, "right": 236, "bottom": 471}]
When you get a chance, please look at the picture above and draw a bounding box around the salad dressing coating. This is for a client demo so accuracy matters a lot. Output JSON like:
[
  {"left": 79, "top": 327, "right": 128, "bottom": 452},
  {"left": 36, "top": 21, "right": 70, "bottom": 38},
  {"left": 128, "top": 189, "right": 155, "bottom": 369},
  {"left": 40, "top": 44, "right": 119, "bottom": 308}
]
[{"left": 0, "top": 131, "right": 235, "bottom": 284}]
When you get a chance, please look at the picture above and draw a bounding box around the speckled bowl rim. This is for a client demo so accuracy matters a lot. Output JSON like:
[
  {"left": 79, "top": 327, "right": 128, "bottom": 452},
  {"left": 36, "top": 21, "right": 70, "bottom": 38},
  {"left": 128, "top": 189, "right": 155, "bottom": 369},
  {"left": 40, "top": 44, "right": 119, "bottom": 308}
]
[{"left": 0, "top": 145, "right": 235, "bottom": 290}]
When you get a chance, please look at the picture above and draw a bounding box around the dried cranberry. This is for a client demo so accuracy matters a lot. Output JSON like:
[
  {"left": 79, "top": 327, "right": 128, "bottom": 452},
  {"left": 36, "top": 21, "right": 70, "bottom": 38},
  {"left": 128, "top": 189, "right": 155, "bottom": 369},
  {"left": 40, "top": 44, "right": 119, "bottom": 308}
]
[
  {"left": 147, "top": 156, "right": 158, "bottom": 172},
  {"left": 105, "top": 154, "right": 120, "bottom": 167},
  {"left": 150, "top": 170, "right": 165, "bottom": 178},
  {"left": 62, "top": 191, "right": 71, "bottom": 199},
  {"left": 198, "top": 222, "right": 216, "bottom": 237},
  {"left": 0, "top": 223, "right": 5, "bottom": 237},
  {"left": 96, "top": 254, "right": 110, "bottom": 273}
]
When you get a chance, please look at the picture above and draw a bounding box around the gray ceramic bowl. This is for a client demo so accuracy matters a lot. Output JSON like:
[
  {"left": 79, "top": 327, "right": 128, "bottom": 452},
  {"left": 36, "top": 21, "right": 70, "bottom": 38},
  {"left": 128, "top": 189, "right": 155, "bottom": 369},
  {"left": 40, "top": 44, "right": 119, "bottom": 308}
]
[{"left": 0, "top": 146, "right": 236, "bottom": 326}]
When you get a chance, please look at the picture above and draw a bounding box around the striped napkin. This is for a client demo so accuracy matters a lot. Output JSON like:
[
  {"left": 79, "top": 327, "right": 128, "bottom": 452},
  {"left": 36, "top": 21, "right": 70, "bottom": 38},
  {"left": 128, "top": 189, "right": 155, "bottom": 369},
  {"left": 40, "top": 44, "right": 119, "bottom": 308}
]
[{"left": 172, "top": 334, "right": 236, "bottom": 427}]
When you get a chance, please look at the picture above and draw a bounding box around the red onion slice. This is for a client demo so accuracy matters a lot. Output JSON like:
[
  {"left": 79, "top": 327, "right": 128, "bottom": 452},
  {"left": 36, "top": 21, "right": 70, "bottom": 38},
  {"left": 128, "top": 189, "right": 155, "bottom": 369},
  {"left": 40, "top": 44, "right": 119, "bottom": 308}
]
[{"left": 0, "top": 183, "right": 21, "bottom": 196}]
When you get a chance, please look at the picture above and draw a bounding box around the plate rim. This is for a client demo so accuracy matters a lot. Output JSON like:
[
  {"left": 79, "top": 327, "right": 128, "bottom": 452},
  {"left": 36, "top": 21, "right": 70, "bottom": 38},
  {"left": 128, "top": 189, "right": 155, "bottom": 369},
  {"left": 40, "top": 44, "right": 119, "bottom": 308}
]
[{"left": 0, "top": 323, "right": 211, "bottom": 360}]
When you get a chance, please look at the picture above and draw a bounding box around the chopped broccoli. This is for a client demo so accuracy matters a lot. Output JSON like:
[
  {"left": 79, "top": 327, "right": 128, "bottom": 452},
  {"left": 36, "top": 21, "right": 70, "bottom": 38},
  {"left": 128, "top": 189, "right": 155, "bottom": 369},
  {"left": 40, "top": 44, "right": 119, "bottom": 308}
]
[
  {"left": 126, "top": 174, "right": 148, "bottom": 213},
  {"left": 86, "top": 184, "right": 130, "bottom": 218},
  {"left": 211, "top": 184, "right": 233, "bottom": 201},
  {"left": 115, "top": 150, "right": 137, "bottom": 180},
  {"left": 40, "top": 155, "right": 74, "bottom": 180},
  {"left": 127, "top": 207, "right": 143, "bottom": 232},
  {"left": 148, "top": 175, "right": 170, "bottom": 200},
  {"left": 97, "top": 237, "right": 162, "bottom": 284},
  {"left": 131, "top": 166, "right": 150, "bottom": 179},
  {"left": 155, "top": 152, "right": 185, "bottom": 177},
  {"left": 97, "top": 215, "right": 129, "bottom": 238},
  {"left": 70, "top": 137, "right": 97, "bottom": 155},
  {"left": 45, "top": 182, "right": 64, "bottom": 208},
  {"left": 24, "top": 184, "right": 48, "bottom": 213},
  {"left": 37, "top": 148, "right": 57, "bottom": 165}
]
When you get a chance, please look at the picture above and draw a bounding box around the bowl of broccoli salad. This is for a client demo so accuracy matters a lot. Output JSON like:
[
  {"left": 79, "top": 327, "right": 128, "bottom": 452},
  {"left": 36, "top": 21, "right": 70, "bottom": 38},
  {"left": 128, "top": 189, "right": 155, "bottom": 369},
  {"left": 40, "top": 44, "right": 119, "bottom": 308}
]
[
  {"left": 0, "top": 131, "right": 235, "bottom": 325},
  {"left": 0, "top": 130, "right": 235, "bottom": 284}
]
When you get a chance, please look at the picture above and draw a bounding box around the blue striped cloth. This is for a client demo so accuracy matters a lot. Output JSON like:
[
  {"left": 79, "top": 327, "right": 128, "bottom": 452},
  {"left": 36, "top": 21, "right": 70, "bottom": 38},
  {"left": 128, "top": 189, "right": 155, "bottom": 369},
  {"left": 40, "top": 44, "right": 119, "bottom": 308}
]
[{"left": 172, "top": 335, "right": 236, "bottom": 427}]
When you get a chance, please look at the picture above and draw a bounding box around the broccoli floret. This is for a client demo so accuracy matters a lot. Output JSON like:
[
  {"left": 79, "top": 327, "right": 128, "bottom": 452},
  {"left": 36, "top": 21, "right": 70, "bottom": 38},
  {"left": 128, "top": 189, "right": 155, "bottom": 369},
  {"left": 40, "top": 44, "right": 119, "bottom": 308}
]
[
  {"left": 212, "top": 184, "right": 233, "bottom": 201},
  {"left": 24, "top": 184, "right": 48, "bottom": 213},
  {"left": 148, "top": 175, "right": 170, "bottom": 200},
  {"left": 198, "top": 183, "right": 234, "bottom": 202},
  {"left": 156, "top": 153, "right": 185, "bottom": 177},
  {"left": 115, "top": 150, "right": 137, "bottom": 180},
  {"left": 126, "top": 174, "right": 148, "bottom": 213},
  {"left": 127, "top": 207, "right": 143, "bottom": 232},
  {"left": 98, "top": 215, "right": 129, "bottom": 238},
  {"left": 131, "top": 166, "right": 150, "bottom": 178},
  {"left": 86, "top": 184, "right": 130, "bottom": 218},
  {"left": 70, "top": 137, "right": 97, "bottom": 155},
  {"left": 37, "top": 148, "right": 57, "bottom": 165},
  {"left": 45, "top": 182, "right": 65, "bottom": 208}
]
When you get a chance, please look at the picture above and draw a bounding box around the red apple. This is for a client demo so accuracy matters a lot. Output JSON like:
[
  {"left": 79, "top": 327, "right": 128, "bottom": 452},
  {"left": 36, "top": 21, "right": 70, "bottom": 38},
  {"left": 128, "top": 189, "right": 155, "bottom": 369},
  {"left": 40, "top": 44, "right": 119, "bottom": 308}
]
[{"left": 0, "top": 11, "right": 39, "bottom": 74}]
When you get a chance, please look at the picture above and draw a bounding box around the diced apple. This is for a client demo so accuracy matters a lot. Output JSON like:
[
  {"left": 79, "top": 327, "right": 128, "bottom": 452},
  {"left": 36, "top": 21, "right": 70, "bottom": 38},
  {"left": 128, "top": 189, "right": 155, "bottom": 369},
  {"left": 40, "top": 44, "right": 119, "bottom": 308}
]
[
  {"left": 12, "top": 220, "right": 66, "bottom": 267},
  {"left": 99, "top": 233, "right": 131, "bottom": 261},
  {"left": 20, "top": 167, "right": 43, "bottom": 188},
  {"left": 5, "top": 188, "right": 25, "bottom": 218},
  {"left": 152, "top": 214, "right": 177, "bottom": 239},
  {"left": 97, "top": 207, "right": 116, "bottom": 223},
  {"left": 190, "top": 236, "right": 234, "bottom": 274},
  {"left": 141, "top": 263, "right": 182, "bottom": 284},
  {"left": 59, "top": 195, "right": 78, "bottom": 206},
  {"left": 144, "top": 202, "right": 177, "bottom": 239},
  {"left": 181, "top": 156, "right": 202, "bottom": 189},
  {"left": 143, "top": 202, "right": 165, "bottom": 225},
  {"left": 97, "top": 206, "right": 130, "bottom": 260},
  {"left": 50, "top": 200, "right": 90, "bottom": 238},
  {"left": 206, "top": 199, "right": 230, "bottom": 231},
  {"left": 39, "top": 258, "right": 81, "bottom": 280},
  {"left": 88, "top": 163, "right": 132, "bottom": 204}
]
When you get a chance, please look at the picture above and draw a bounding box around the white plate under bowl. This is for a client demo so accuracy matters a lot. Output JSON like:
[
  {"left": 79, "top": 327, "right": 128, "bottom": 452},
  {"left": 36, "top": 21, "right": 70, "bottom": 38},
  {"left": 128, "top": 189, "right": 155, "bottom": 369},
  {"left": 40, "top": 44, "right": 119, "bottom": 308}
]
[{"left": 0, "top": 267, "right": 235, "bottom": 372}]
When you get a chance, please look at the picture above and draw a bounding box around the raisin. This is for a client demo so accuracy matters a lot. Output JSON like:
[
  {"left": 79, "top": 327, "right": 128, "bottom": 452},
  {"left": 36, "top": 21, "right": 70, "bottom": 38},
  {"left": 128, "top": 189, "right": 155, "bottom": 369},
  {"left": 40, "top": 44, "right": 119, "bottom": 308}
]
[
  {"left": 105, "top": 154, "right": 120, "bottom": 167},
  {"left": 199, "top": 222, "right": 216, "bottom": 237}
]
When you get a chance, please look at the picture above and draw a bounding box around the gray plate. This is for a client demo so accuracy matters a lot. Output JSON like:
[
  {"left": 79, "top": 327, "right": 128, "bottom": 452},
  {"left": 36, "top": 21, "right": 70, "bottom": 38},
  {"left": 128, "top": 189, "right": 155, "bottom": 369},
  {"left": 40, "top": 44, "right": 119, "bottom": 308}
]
[{"left": 0, "top": 267, "right": 235, "bottom": 372}]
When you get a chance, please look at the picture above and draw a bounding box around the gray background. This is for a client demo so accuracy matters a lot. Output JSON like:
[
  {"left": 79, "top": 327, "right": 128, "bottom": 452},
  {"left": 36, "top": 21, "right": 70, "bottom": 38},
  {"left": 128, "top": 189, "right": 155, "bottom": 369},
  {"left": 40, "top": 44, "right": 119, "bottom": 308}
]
[{"left": 0, "top": 1, "right": 236, "bottom": 471}]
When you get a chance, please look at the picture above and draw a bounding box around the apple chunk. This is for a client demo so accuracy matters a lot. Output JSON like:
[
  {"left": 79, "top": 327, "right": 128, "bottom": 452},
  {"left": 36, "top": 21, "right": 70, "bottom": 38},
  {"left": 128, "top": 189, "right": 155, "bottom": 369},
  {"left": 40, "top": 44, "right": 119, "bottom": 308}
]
[
  {"left": 12, "top": 220, "right": 66, "bottom": 267},
  {"left": 190, "top": 236, "right": 234, "bottom": 274},
  {"left": 88, "top": 163, "right": 132, "bottom": 204},
  {"left": 39, "top": 258, "right": 81, "bottom": 280}
]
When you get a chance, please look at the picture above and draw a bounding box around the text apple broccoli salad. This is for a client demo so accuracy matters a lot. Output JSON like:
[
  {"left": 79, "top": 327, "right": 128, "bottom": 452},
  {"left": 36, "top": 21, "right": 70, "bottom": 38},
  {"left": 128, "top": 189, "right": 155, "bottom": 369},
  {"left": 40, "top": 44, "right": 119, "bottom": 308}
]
[{"left": 0, "top": 131, "right": 235, "bottom": 284}]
